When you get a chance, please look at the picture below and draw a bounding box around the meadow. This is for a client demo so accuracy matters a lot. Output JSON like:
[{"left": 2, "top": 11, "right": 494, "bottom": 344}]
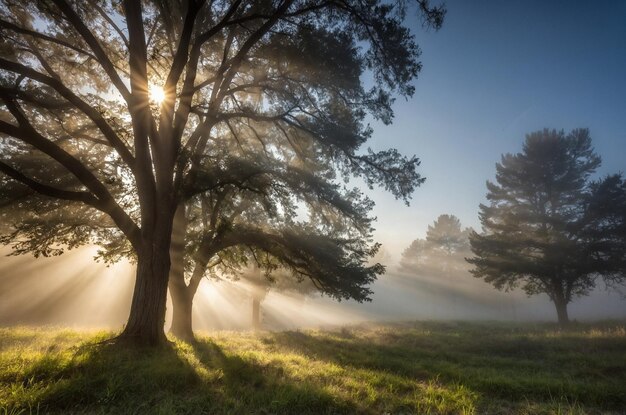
[{"left": 0, "top": 321, "right": 624, "bottom": 414}]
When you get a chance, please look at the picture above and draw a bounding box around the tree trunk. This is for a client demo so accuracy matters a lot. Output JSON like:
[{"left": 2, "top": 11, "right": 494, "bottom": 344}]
[
  {"left": 166, "top": 204, "right": 195, "bottom": 341},
  {"left": 169, "top": 281, "right": 194, "bottom": 341},
  {"left": 120, "top": 238, "right": 171, "bottom": 345},
  {"left": 169, "top": 262, "right": 208, "bottom": 340},
  {"left": 252, "top": 296, "right": 261, "bottom": 331},
  {"left": 554, "top": 298, "right": 570, "bottom": 326}
]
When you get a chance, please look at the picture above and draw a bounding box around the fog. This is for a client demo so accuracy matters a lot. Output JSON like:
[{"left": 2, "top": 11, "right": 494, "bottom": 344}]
[
  {"left": 1, "top": 1, "right": 624, "bottom": 334},
  {"left": 1, "top": 246, "right": 624, "bottom": 331}
]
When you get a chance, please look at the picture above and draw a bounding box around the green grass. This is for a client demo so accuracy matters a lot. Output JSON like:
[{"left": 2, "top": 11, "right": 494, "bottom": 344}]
[{"left": 0, "top": 321, "right": 625, "bottom": 414}]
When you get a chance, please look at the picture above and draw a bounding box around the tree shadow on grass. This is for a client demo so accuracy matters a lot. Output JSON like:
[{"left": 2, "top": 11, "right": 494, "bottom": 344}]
[
  {"left": 6, "top": 337, "right": 357, "bottom": 414},
  {"left": 267, "top": 327, "right": 626, "bottom": 412},
  {"left": 15, "top": 341, "right": 201, "bottom": 414},
  {"left": 190, "top": 333, "right": 479, "bottom": 415},
  {"left": 186, "top": 339, "right": 358, "bottom": 414},
  {"left": 4, "top": 325, "right": 624, "bottom": 414}
]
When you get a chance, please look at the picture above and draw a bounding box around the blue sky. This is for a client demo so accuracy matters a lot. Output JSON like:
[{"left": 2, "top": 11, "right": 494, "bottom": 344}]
[{"left": 367, "top": 0, "right": 626, "bottom": 256}]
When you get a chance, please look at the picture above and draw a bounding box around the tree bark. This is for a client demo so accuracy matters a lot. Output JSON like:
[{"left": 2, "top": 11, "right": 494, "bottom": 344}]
[
  {"left": 166, "top": 203, "right": 196, "bottom": 341},
  {"left": 169, "top": 261, "right": 207, "bottom": 340},
  {"left": 554, "top": 298, "right": 570, "bottom": 326},
  {"left": 120, "top": 237, "right": 171, "bottom": 345},
  {"left": 169, "top": 281, "right": 194, "bottom": 341}
]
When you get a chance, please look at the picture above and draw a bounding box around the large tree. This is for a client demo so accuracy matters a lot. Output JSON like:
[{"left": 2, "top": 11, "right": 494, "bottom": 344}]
[
  {"left": 0, "top": 0, "right": 445, "bottom": 344},
  {"left": 468, "top": 129, "right": 626, "bottom": 325}
]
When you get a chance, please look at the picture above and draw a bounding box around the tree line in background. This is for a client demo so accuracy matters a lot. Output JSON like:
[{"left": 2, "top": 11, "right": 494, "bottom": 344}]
[{"left": 400, "top": 129, "right": 626, "bottom": 325}]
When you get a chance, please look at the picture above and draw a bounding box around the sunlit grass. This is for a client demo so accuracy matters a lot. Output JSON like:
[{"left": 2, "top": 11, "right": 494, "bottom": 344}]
[{"left": 0, "top": 321, "right": 624, "bottom": 414}]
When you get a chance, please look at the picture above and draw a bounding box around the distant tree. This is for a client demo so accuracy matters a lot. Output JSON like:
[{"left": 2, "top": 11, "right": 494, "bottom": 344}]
[
  {"left": 240, "top": 263, "right": 317, "bottom": 331},
  {"left": 0, "top": 0, "right": 445, "bottom": 345},
  {"left": 581, "top": 174, "right": 626, "bottom": 286},
  {"left": 400, "top": 214, "right": 473, "bottom": 278},
  {"left": 468, "top": 129, "right": 626, "bottom": 325}
]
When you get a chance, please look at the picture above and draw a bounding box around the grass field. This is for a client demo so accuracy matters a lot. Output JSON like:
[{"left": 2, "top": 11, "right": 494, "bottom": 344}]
[{"left": 0, "top": 321, "right": 624, "bottom": 414}]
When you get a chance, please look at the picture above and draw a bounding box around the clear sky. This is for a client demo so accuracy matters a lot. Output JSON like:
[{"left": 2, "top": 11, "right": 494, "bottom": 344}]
[{"left": 367, "top": 0, "right": 626, "bottom": 257}]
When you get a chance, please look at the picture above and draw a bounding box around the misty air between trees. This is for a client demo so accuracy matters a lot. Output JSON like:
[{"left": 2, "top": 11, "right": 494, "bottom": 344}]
[{"left": 0, "top": 0, "right": 624, "bottom": 348}]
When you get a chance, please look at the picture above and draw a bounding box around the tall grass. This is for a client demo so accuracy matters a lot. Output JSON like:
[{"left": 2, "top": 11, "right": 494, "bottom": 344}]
[{"left": 0, "top": 321, "right": 624, "bottom": 414}]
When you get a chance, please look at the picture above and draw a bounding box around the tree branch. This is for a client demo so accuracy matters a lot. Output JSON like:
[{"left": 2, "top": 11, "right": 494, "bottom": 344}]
[
  {"left": 0, "top": 103, "right": 141, "bottom": 249},
  {"left": 0, "top": 160, "right": 97, "bottom": 204},
  {"left": 0, "top": 19, "right": 97, "bottom": 60},
  {"left": 0, "top": 58, "right": 136, "bottom": 171},
  {"left": 51, "top": 0, "right": 132, "bottom": 102}
]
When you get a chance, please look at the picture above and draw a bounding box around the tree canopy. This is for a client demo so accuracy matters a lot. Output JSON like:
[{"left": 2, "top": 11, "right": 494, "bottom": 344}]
[
  {"left": 468, "top": 129, "right": 626, "bottom": 324},
  {"left": 0, "top": 0, "right": 445, "bottom": 344}
]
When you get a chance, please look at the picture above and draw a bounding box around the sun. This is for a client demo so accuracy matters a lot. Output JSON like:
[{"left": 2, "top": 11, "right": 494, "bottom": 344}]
[{"left": 149, "top": 85, "right": 165, "bottom": 104}]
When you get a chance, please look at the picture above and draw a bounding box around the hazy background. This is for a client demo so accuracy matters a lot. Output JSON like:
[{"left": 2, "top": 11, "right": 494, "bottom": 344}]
[
  {"left": 1, "top": 0, "right": 625, "bottom": 330},
  {"left": 368, "top": 0, "right": 626, "bottom": 255},
  {"left": 1, "top": 244, "right": 624, "bottom": 331}
]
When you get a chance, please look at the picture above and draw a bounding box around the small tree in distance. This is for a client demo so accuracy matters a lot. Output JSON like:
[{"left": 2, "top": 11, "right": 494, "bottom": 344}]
[
  {"left": 400, "top": 214, "right": 473, "bottom": 279},
  {"left": 468, "top": 129, "right": 626, "bottom": 325},
  {"left": 240, "top": 263, "right": 317, "bottom": 331}
]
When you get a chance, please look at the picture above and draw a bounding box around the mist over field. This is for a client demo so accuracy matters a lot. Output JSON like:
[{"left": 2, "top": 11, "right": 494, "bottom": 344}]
[
  {"left": 1, "top": 1, "right": 626, "bottom": 413},
  {"left": 1, "top": 0, "right": 624, "bottom": 336},
  {"left": 2, "top": 246, "right": 624, "bottom": 332}
]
